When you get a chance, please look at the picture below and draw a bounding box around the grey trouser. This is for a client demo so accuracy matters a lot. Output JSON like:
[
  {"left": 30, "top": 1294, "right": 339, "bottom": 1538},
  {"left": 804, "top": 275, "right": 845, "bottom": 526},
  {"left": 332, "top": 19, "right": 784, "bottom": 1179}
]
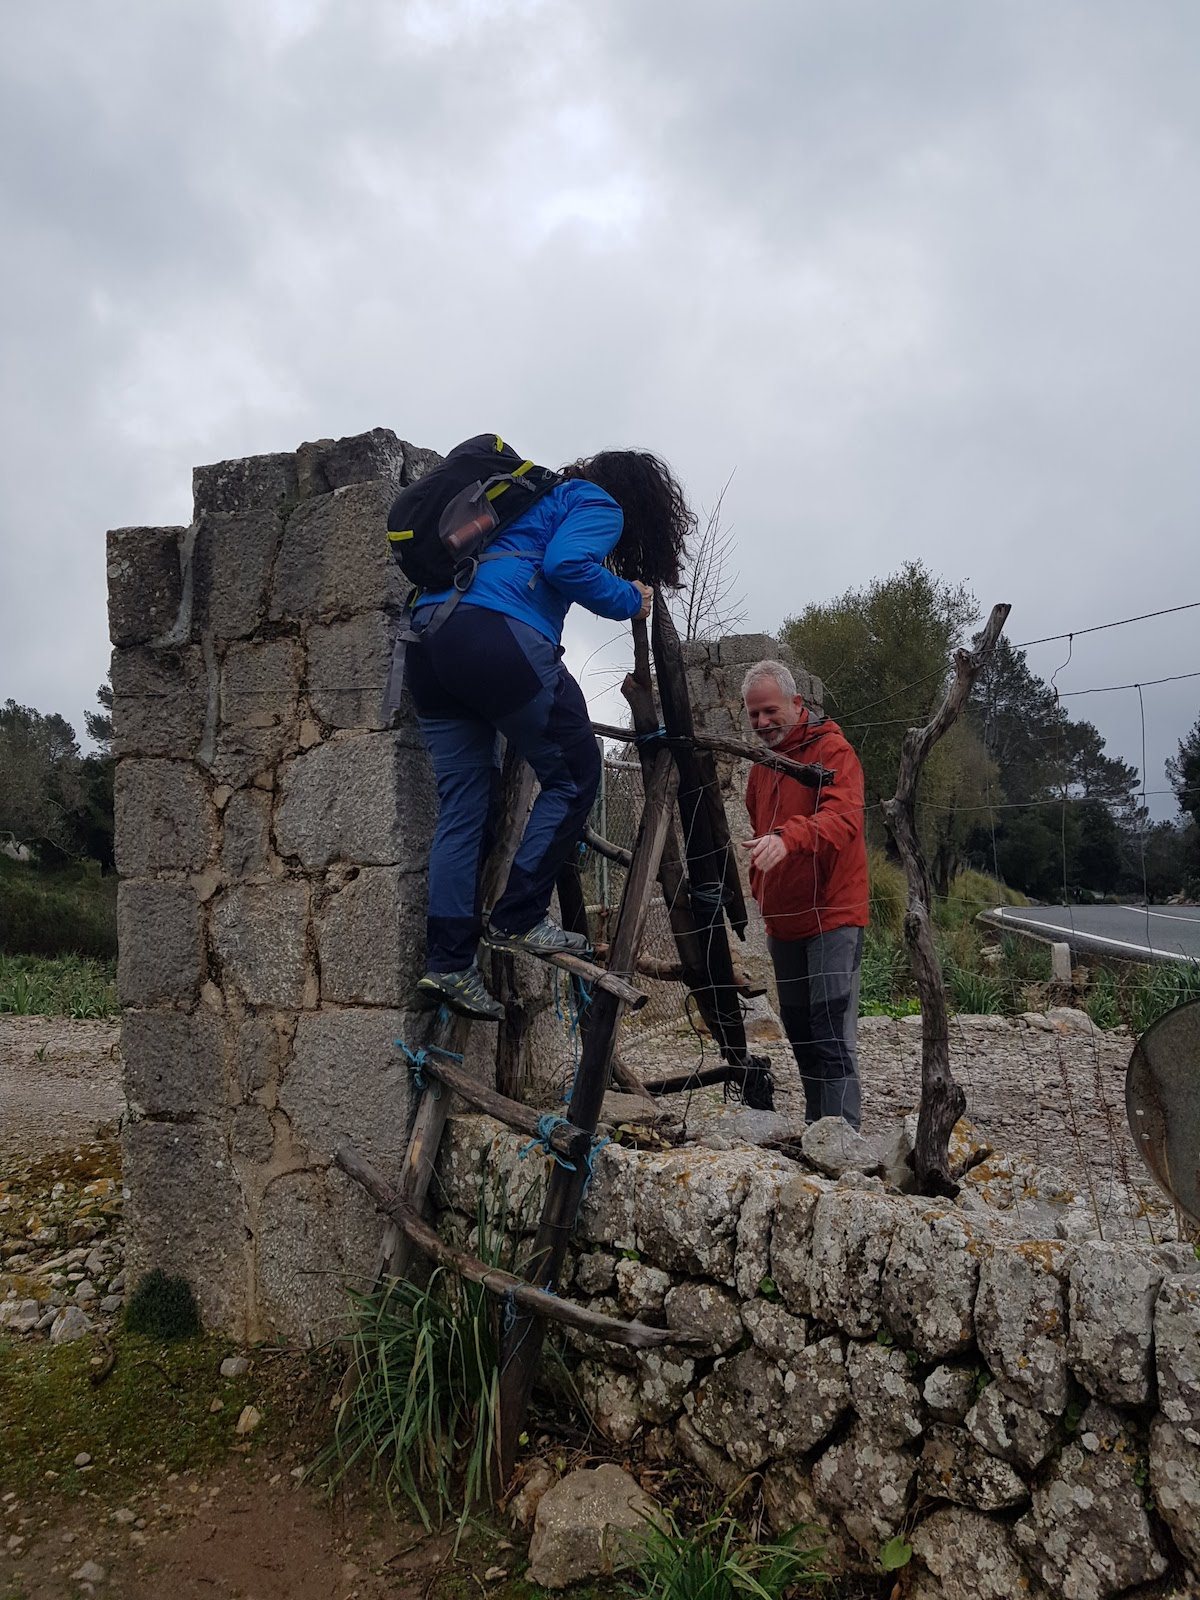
[{"left": 768, "top": 925, "right": 864, "bottom": 1130}]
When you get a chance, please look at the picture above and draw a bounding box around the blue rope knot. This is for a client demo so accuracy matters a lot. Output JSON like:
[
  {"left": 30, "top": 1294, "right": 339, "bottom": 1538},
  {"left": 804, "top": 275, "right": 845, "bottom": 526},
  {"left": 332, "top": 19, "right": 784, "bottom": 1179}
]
[
  {"left": 520, "top": 1112, "right": 578, "bottom": 1171},
  {"left": 635, "top": 725, "right": 668, "bottom": 745},
  {"left": 393, "top": 1038, "right": 463, "bottom": 1096}
]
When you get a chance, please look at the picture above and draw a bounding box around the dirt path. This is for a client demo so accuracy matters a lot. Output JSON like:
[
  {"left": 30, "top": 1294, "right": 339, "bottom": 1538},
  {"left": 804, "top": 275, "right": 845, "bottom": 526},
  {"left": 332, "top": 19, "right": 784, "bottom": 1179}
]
[{"left": 0, "top": 1020, "right": 122, "bottom": 1159}]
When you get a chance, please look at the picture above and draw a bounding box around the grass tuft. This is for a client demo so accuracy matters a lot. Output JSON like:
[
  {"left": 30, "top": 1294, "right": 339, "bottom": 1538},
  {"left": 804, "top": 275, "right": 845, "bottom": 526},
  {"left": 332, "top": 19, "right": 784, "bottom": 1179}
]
[
  {"left": 124, "top": 1269, "right": 203, "bottom": 1340},
  {"left": 0, "top": 952, "right": 118, "bottom": 1017},
  {"left": 620, "top": 1508, "right": 826, "bottom": 1600}
]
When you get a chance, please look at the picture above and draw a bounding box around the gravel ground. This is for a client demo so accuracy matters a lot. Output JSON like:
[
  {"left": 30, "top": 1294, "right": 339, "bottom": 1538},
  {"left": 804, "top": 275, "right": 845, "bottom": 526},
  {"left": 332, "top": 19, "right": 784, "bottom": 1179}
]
[{"left": 0, "top": 1018, "right": 123, "bottom": 1160}]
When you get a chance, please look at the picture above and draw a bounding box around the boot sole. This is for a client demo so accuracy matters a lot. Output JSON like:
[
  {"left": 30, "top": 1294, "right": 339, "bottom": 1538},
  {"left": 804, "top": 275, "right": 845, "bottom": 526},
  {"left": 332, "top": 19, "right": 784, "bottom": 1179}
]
[
  {"left": 483, "top": 928, "right": 593, "bottom": 958},
  {"left": 413, "top": 980, "right": 504, "bottom": 1022}
]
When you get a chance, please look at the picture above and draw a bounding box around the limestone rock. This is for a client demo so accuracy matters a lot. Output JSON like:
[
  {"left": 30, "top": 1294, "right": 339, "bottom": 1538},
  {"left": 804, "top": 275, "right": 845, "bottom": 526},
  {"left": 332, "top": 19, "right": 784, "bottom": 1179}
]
[
  {"left": 923, "top": 1364, "right": 978, "bottom": 1424},
  {"left": 801, "top": 1116, "right": 879, "bottom": 1177},
  {"left": 808, "top": 1189, "right": 901, "bottom": 1337},
  {"left": 1067, "top": 1243, "right": 1166, "bottom": 1405},
  {"left": 111, "top": 645, "right": 207, "bottom": 759},
  {"left": 193, "top": 451, "right": 298, "bottom": 518},
  {"left": 965, "top": 1382, "right": 1061, "bottom": 1472},
  {"left": 911, "top": 1506, "right": 1049, "bottom": 1600},
  {"left": 122, "top": 1008, "right": 226, "bottom": 1121},
  {"left": 692, "top": 1338, "right": 849, "bottom": 1468},
  {"left": 741, "top": 1298, "right": 808, "bottom": 1363},
  {"left": 573, "top": 1365, "right": 642, "bottom": 1445},
  {"left": 674, "top": 1415, "right": 746, "bottom": 1496},
  {"left": 881, "top": 1205, "right": 988, "bottom": 1360},
  {"left": 255, "top": 1166, "right": 381, "bottom": 1340},
  {"left": 279, "top": 1009, "right": 414, "bottom": 1168},
  {"left": 760, "top": 1460, "right": 854, "bottom": 1571},
  {"left": 845, "top": 1340, "right": 924, "bottom": 1446},
  {"left": 114, "top": 760, "right": 215, "bottom": 876},
  {"left": 1156, "top": 1272, "right": 1200, "bottom": 1446},
  {"left": 1014, "top": 1402, "right": 1168, "bottom": 1600},
  {"left": 191, "top": 510, "right": 281, "bottom": 639},
  {"left": 294, "top": 428, "right": 405, "bottom": 498},
  {"left": 527, "top": 1465, "right": 659, "bottom": 1590},
  {"left": 810, "top": 1422, "right": 917, "bottom": 1549},
  {"left": 919, "top": 1425, "right": 1028, "bottom": 1511},
  {"left": 107, "top": 525, "right": 184, "bottom": 646},
  {"left": 275, "top": 732, "right": 435, "bottom": 871},
  {"left": 49, "top": 1305, "right": 94, "bottom": 1344},
  {"left": 733, "top": 1151, "right": 798, "bottom": 1298},
  {"left": 615, "top": 1258, "right": 671, "bottom": 1319},
  {"left": 212, "top": 882, "right": 310, "bottom": 1008},
  {"left": 636, "top": 1349, "right": 695, "bottom": 1424},
  {"left": 317, "top": 865, "right": 426, "bottom": 1006},
  {"left": 221, "top": 787, "right": 273, "bottom": 878},
  {"left": 635, "top": 1147, "right": 770, "bottom": 1283},
  {"left": 213, "top": 638, "right": 302, "bottom": 787},
  {"left": 270, "top": 481, "right": 404, "bottom": 622},
  {"left": 768, "top": 1171, "right": 832, "bottom": 1315},
  {"left": 975, "top": 1242, "right": 1071, "bottom": 1412},
  {"left": 117, "top": 881, "right": 204, "bottom": 1006},
  {"left": 574, "top": 1251, "right": 617, "bottom": 1298},
  {"left": 308, "top": 611, "right": 396, "bottom": 731},
  {"left": 663, "top": 1280, "right": 743, "bottom": 1354},
  {"left": 1149, "top": 1416, "right": 1200, "bottom": 1571}
]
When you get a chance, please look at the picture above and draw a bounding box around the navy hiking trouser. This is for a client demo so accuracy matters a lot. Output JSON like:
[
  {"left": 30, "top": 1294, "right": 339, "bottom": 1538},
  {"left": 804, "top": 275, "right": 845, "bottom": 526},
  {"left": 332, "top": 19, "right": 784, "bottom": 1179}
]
[
  {"left": 768, "top": 926, "right": 864, "bottom": 1129},
  {"left": 406, "top": 605, "right": 602, "bottom": 973}
]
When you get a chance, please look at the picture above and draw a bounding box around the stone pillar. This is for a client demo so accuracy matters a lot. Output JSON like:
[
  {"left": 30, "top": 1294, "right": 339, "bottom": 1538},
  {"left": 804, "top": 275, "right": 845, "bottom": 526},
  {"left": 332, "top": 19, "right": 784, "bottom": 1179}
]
[
  {"left": 109, "top": 428, "right": 454, "bottom": 1341},
  {"left": 681, "top": 633, "right": 823, "bottom": 1041}
]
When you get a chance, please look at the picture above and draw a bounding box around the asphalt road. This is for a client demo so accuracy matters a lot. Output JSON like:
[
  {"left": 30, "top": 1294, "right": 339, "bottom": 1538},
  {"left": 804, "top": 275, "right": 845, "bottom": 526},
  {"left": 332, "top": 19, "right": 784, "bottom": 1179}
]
[{"left": 981, "top": 903, "right": 1200, "bottom": 964}]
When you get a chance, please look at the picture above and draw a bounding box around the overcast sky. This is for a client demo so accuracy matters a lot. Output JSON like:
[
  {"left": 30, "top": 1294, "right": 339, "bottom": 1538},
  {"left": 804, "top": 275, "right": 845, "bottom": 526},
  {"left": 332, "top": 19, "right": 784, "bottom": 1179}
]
[{"left": 2, "top": 0, "right": 1198, "bottom": 821}]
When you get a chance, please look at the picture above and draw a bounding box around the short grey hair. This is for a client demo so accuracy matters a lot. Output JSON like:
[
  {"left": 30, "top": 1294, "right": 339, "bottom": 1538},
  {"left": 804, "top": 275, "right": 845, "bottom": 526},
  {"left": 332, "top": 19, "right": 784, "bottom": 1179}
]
[{"left": 741, "top": 659, "right": 796, "bottom": 701}]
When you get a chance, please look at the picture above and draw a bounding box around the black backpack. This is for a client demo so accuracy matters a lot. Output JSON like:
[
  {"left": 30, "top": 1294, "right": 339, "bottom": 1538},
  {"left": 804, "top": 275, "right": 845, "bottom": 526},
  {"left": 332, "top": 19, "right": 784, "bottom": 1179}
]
[{"left": 386, "top": 434, "right": 560, "bottom": 596}]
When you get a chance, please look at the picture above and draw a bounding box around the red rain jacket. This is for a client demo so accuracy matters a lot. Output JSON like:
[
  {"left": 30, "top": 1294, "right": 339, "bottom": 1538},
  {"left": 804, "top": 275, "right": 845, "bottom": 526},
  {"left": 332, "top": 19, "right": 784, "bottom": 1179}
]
[{"left": 744, "top": 710, "right": 869, "bottom": 942}]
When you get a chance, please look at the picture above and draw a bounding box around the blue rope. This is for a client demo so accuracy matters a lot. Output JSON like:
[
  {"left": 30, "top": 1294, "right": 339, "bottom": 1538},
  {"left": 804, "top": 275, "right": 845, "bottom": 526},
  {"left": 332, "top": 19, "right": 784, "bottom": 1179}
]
[
  {"left": 519, "top": 1113, "right": 579, "bottom": 1171},
  {"left": 581, "top": 1133, "right": 611, "bottom": 1198},
  {"left": 635, "top": 725, "right": 667, "bottom": 745},
  {"left": 393, "top": 1038, "right": 463, "bottom": 1096}
]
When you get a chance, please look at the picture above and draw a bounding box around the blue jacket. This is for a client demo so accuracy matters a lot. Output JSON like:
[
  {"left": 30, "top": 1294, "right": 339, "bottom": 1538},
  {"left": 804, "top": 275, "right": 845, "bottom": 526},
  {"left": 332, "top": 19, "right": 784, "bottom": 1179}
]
[{"left": 413, "top": 478, "right": 641, "bottom": 646}]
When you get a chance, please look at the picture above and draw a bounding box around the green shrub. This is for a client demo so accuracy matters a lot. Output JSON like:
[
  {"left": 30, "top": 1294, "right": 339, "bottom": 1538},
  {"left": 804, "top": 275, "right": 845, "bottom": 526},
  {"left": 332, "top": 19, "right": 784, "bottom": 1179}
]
[
  {"left": 0, "top": 954, "right": 118, "bottom": 1017},
  {"left": 946, "top": 964, "right": 1006, "bottom": 1015},
  {"left": 868, "top": 849, "right": 907, "bottom": 938},
  {"left": 860, "top": 928, "right": 910, "bottom": 1011},
  {"left": 0, "top": 859, "right": 117, "bottom": 958},
  {"left": 939, "top": 868, "right": 1027, "bottom": 930},
  {"left": 622, "top": 1508, "right": 825, "bottom": 1600},
  {"left": 1126, "top": 960, "right": 1200, "bottom": 1034},
  {"left": 124, "top": 1269, "right": 203, "bottom": 1340}
]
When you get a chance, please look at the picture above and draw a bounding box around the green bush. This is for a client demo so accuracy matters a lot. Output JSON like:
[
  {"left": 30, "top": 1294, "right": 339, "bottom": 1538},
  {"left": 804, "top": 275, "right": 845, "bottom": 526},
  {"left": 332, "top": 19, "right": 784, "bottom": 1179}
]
[
  {"left": 0, "top": 858, "right": 117, "bottom": 958},
  {"left": 622, "top": 1508, "right": 825, "bottom": 1600},
  {"left": 859, "top": 927, "right": 910, "bottom": 1011},
  {"left": 124, "top": 1269, "right": 203, "bottom": 1340},
  {"left": 939, "top": 868, "right": 1027, "bottom": 930}
]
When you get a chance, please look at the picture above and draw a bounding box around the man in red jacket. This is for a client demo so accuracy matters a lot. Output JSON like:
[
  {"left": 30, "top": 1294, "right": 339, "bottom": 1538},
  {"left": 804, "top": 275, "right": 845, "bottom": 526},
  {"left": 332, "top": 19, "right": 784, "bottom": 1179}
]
[{"left": 741, "top": 660, "right": 869, "bottom": 1128}]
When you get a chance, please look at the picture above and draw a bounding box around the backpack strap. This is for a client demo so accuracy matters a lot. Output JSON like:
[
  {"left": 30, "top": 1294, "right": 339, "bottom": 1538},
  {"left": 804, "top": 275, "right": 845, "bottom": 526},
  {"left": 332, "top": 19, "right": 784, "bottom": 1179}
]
[{"left": 400, "top": 550, "right": 542, "bottom": 645}]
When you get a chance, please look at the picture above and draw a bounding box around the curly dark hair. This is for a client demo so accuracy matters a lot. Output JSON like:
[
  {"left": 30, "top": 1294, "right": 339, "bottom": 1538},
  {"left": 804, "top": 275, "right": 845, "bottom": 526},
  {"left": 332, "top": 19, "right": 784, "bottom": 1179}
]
[{"left": 559, "top": 449, "right": 694, "bottom": 589}]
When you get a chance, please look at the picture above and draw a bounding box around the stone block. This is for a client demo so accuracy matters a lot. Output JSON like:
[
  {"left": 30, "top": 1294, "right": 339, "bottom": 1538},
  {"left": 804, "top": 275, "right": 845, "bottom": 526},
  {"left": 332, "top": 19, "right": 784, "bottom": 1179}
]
[
  {"left": 635, "top": 1349, "right": 695, "bottom": 1424},
  {"left": 975, "top": 1242, "right": 1071, "bottom": 1412},
  {"left": 573, "top": 1250, "right": 616, "bottom": 1297},
  {"left": 294, "top": 428, "right": 405, "bottom": 498},
  {"left": 732, "top": 1151, "right": 798, "bottom": 1298},
  {"left": 575, "top": 1140, "right": 640, "bottom": 1250},
  {"left": 923, "top": 1364, "right": 977, "bottom": 1424},
  {"left": 270, "top": 482, "right": 404, "bottom": 622},
  {"left": 1014, "top": 1402, "right": 1168, "bottom": 1600},
  {"left": 1155, "top": 1273, "right": 1200, "bottom": 1446},
  {"left": 231, "top": 1104, "right": 274, "bottom": 1164},
  {"left": 741, "top": 1298, "right": 808, "bottom": 1363},
  {"left": 191, "top": 511, "right": 281, "bottom": 639},
  {"left": 810, "top": 1422, "right": 917, "bottom": 1550},
  {"left": 663, "top": 1281, "right": 743, "bottom": 1354},
  {"left": 221, "top": 787, "right": 273, "bottom": 878},
  {"left": 910, "top": 1508, "right": 1050, "bottom": 1600},
  {"left": 308, "top": 612, "right": 395, "bottom": 730},
  {"left": 193, "top": 451, "right": 298, "bottom": 519},
  {"left": 123, "top": 1119, "right": 248, "bottom": 1335},
  {"left": 117, "top": 881, "right": 204, "bottom": 1005},
  {"left": 769, "top": 1171, "right": 833, "bottom": 1314},
  {"left": 278, "top": 1008, "right": 414, "bottom": 1167},
  {"left": 435, "top": 1115, "right": 551, "bottom": 1226},
  {"left": 213, "top": 639, "right": 302, "bottom": 786},
  {"left": 692, "top": 1338, "right": 850, "bottom": 1467},
  {"left": 573, "top": 1364, "right": 643, "bottom": 1444},
  {"left": 111, "top": 645, "right": 208, "bottom": 758},
  {"left": 399, "top": 441, "right": 443, "bottom": 483},
  {"left": 760, "top": 1461, "right": 855, "bottom": 1571},
  {"left": 1067, "top": 1242, "right": 1167, "bottom": 1406},
  {"left": 114, "top": 760, "right": 215, "bottom": 876},
  {"left": 808, "top": 1189, "right": 902, "bottom": 1337},
  {"left": 255, "top": 1166, "right": 380, "bottom": 1341},
  {"left": 965, "top": 1382, "right": 1061, "bottom": 1472},
  {"left": 635, "top": 1147, "right": 768, "bottom": 1283},
  {"left": 212, "top": 882, "right": 310, "bottom": 1008},
  {"left": 1149, "top": 1416, "right": 1200, "bottom": 1572},
  {"left": 235, "top": 1012, "right": 291, "bottom": 1100},
  {"left": 122, "top": 1008, "right": 227, "bottom": 1119},
  {"left": 845, "top": 1340, "right": 924, "bottom": 1446},
  {"left": 317, "top": 866, "right": 426, "bottom": 1006},
  {"left": 918, "top": 1425, "right": 1028, "bottom": 1511},
  {"left": 526, "top": 1464, "right": 658, "bottom": 1589},
  {"left": 614, "top": 1259, "right": 670, "bottom": 1318},
  {"left": 275, "top": 732, "right": 435, "bottom": 870},
  {"left": 107, "top": 526, "right": 184, "bottom": 645},
  {"left": 881, "top": 1205, "right": 988, "bottom": 1360}
]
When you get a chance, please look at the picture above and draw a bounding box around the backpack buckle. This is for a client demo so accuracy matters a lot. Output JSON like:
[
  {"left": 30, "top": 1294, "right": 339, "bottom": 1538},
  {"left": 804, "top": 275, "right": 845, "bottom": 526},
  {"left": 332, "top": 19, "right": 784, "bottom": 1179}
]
[{"left": 453, "top": 557, "right": 479, "bottom": 592}]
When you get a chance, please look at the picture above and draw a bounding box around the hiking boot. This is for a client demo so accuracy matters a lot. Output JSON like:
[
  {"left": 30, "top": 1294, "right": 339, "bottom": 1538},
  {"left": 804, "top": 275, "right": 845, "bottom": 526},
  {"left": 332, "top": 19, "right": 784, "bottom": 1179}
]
[
  {"left": 725, "top": 1061, "right": 776, "bottom": 1112},
  {"left": 484, "top": 917, "right": 593, "bottom": 958},
  {"left": 414, "top": 964, "right": 505, "bottom": 1022}
]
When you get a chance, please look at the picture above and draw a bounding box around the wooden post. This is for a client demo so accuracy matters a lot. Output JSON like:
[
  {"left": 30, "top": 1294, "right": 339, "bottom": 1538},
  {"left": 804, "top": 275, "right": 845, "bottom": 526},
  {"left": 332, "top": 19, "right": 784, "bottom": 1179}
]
[
  {"left": 881, "top": 603, "right": 1011, "bottom": 1195},
  {"left": 495, "top": 741, "right": 678, "bottom": 1484}
]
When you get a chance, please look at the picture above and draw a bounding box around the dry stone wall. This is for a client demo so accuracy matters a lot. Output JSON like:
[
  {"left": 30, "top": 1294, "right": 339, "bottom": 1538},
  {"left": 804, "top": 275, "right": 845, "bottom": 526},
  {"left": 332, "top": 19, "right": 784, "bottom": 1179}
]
[
  {"left": 108, "top": 428, "right": 485, "bottom": 1342},
  {"left": 437, "top": 1114, "right": 1200, "bottom": 1600}
]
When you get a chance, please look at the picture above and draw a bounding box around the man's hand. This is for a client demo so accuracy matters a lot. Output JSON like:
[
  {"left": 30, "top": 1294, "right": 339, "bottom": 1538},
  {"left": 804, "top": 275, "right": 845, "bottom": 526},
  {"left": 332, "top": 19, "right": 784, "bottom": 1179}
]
[
  {"left": 742, "top": 833, "right": 787, "bottom": 872},
  {"left": 632, "top": 580, "right": 653, "bottom": 621}
]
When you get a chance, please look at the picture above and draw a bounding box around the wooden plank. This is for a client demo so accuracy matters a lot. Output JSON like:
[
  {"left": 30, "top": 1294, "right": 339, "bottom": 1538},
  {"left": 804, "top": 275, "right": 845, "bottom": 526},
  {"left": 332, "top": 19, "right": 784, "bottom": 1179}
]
[
  {"left": 416, "top": 1056, "right": 593, "bottom": 1161},
  {"left": 496, "top": 742, "right": 678, "bottom": 1483},
  {"left": 581, "top": 826, "right": 633, "bottom": 869},
  {"left": 881, "top": 603, "right": 1010, "bottom": 1196},
  {"left": 339, "top": 1146, "right": 698, "bottom": 1350},
  {"left": 636, "top": 1062, "right": 739, "bottom": 1096}
]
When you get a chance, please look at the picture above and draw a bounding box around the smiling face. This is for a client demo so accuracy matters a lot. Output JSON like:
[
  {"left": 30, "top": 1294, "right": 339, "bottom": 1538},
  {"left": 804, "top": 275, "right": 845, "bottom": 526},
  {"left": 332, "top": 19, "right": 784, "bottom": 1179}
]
[{"left": 743, "top": 675, "right": 805, "bottom": 748}]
